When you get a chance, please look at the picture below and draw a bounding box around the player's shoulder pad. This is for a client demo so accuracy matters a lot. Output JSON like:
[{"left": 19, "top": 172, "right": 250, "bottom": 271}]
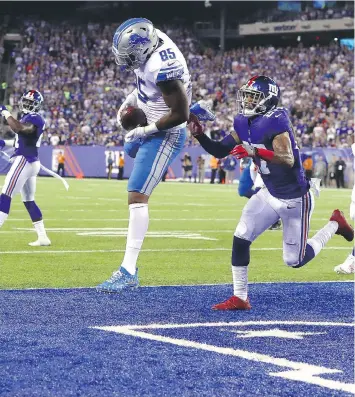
[
  {"left": 23, "top": 113, "right": 45, "bottom": 128},
  {"left": 263, "top": 107, "right": 291, "bottom": 135},
  {"left": 233, "top": 113, "right": 245, "bottom": 129},
  {"left": 148, "top": 53, "right": 184, "bottom": 84}
]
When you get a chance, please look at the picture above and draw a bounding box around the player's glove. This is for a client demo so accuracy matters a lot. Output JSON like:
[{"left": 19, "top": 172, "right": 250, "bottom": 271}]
[
  {"left": 117, "top": 89, "right": 138, "bottom": 128},
  {"left": 230, "top": 144, "right": 256, "bottom": 159},
  {"left": 189, "top": 102, "right": 215, "bottom": 122},
  {"left": 0, "top": 105, "right": 8, "bottom": 115},
  {"left": 189, "top": 113, "right": 204, "bottom": 137},
  {"left": 124, "top": 123, "right": 159, "bottom": 143}
]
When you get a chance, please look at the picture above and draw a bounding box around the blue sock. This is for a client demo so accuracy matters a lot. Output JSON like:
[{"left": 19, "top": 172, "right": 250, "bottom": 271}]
[
  {"left": 353, "top": 248, "right": 355, "bottom": 257},
  {"left": 0, "top": 194, "right": 11, "bottom": 214},
  {"left": 232, "top": 236, "right": 251, "bottom": 266},
  {"left": 23, "top": 201, "right": 42, "bottom": 222},
  {"left": 292, "top": 244, "right": 315, "bottom": 268}
]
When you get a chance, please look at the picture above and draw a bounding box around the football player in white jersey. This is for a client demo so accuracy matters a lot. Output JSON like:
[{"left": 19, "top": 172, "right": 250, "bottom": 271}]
[{"left": 97, "top": 18, "right": 212, "bottom": 292}]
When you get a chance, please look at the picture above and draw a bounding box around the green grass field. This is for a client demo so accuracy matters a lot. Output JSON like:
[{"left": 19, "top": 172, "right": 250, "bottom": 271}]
[{"left": 0, "top": 176, "right": 353, "bottom": 289}]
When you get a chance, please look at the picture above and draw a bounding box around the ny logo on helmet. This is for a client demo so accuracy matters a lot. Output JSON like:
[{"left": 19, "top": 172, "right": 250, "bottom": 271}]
[
  {"left": 128, "top": 34, "right": 150, "bottom": 46},
  {"left": 268, "top": 84, "right": 279, "bottom": 96}
]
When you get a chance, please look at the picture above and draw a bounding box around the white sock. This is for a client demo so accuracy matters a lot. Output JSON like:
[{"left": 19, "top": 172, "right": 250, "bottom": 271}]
[
  {"left": 0, "top": 211, "right": 8, "bottom": 228},
  {"left": 121, "top": 203, "right": 149, "bottom": 275},
  {"left": 33, "top": 220, "right": 48, "bottom": 239},
  {"left": 232, "top": 266, "right": 248, "bottom": 301},
  {"left": 307, "top": 221, "right": 338, "bottom": 256}
]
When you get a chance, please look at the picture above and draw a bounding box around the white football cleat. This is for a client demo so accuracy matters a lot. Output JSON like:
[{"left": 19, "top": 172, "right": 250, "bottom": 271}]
[
  {"left": 334, "top": 254, "right": 355, "bottom": 274},
  {"left": 28, "top": 237, "right": 51, "bottom": 247}
]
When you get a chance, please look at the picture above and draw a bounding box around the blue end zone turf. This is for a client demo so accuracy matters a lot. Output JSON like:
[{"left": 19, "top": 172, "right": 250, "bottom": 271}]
[{"left": 0, "top": 282, "right": 353, "bottom": 396}]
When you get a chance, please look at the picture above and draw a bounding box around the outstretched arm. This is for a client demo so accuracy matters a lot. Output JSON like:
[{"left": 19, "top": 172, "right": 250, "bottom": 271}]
[{"left": 195, "top": 132, "right": 240, "bottom": 159}]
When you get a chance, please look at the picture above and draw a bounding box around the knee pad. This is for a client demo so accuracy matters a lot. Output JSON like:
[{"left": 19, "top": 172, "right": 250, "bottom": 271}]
[
  {"left": 235, "top": 219, "right": 255, "bottom": 241},
  {"left": 232, "top": 236, "right": 251, "bottom": 267}
]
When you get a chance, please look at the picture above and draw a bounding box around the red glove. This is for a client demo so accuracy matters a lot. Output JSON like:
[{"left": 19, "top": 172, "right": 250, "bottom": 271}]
[
  {"left": 230, "top": 144, "right": 256, "bottom": 159},
  {"left": 188, "top": 113, "right": 203, "bottom": 137}
]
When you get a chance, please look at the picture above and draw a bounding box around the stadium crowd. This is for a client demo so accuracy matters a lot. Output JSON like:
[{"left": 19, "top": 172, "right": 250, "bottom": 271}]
[
  {"left": 242, "top": 2, "right": 354, "bottom": 24},
  {"left": 2, "top": 18, "right": 354, "bottom": 151}
]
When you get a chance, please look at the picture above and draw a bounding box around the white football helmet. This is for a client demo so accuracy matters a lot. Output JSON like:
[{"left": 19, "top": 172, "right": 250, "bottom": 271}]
[{"left": 112, "top": 18, "right": 159, "bottom": 71}]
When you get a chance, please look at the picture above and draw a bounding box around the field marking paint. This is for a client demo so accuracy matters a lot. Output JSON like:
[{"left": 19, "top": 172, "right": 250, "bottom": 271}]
[
  {"left": 0, "top": 247, "right": 350, "bottom": 255},
  {"left": 92, "top": 321, "right": 355, "bottom": 394},
  {"left": 6, "top": 218, "right": 332, "bottom": 222}
]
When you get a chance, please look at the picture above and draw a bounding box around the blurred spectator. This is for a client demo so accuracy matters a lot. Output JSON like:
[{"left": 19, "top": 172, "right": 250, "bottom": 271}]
[
  {"left": 117, "top": 153, "right": 124, "bottom": 180},
  {"left": 107, "top": 151, "right": 113, "bottom": 179},
  {"left": 313, "top": 155, "right": 328, "bottom": 187},
  {"left": 210, "top": 156, "right": 218, "bottom": 184},
  {"left": 181, "top": 152, "right": 193, "bottom": 182},
  {"left": 218, "top": 158, "right": 226, "bottom": 184},
  {"left": 196, "top": 155, "right": 205, "bottom": 183},
  {"left": 335, "top": 156, "right": 346, "bottom": 188},
  {"left": 223, "top": 154, "right": 237, "bottom": 184},
  {"left": 303, "top": 156, "right": 313, "bottom": 179},
  {"left": 57, "top": 151, "right": 65, "bottom": 176}
]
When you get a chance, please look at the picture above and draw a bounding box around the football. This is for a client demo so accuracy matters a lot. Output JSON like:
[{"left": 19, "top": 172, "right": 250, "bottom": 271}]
[{"left": 120, "top": 106, "right": 148, "bottom": 131}]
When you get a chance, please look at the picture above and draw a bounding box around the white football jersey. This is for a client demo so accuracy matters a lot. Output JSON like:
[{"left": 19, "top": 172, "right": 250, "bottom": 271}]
[{"left": 134, "top": 29, "right": 192, "bottom": 130}]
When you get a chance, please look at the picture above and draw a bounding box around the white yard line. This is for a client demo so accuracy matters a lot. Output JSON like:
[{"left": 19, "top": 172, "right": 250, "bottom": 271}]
[{"left": 0, "top": 247, "right": 350, "bottom": 255}]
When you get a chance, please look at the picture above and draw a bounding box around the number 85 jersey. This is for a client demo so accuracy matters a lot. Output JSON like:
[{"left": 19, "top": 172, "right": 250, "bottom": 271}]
[
  {"left": 234, "top": 107, "right": 309, "bottom": 199},
  {"left": 134, "top": 29, "right": 192, "bottom": 129}
]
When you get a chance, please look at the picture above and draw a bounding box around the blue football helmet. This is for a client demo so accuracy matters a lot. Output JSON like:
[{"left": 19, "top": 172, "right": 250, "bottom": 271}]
[
  {"left": 237, "top": 75, "right": 281, "bottom": 117},
  {"left": 112, "top": 18, "right": 159, "bottom": 71},
  {"left": 19, "top": 89, "right": 43, "bottom": 114}
]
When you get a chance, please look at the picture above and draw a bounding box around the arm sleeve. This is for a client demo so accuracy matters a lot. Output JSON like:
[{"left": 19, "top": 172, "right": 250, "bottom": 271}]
[{"left": 195, "top": 134, "right": 237, "bottom": 159}]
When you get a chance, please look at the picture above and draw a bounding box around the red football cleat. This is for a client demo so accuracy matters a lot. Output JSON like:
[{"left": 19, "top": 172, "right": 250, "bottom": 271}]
[
  {"left": 330, "top": 209, "right": 354, "bottom": 242},
  {"left": 212, "top": 295, "right": 251, "bottom": 310}
]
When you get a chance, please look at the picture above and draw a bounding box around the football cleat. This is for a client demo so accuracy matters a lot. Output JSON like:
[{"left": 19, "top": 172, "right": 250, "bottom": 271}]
[
  {"left": 190, "top": 102, "right": 216, "bottom": 121},
  {"left": 334, "top": 254, "right": 355, "bottom": 274},
  {"left": 28, "top": 237, "right": 51, "bottom": 247},
  {"left": 212, "top": 295, "right": 251, "bottom": 311},
  {"left": 330, "top": 209, "right": 354, "bottom": 242},
  {"left": 96, "top": 267, "right": 139, "bottom": 293}
]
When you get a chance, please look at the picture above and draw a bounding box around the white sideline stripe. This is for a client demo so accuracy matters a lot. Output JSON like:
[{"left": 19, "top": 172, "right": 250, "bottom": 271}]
[
  {"left": 106, "top": 320, "right": 355, "bottom": 330},
  {"left": 0, "top": 247, "right": 350, "bottom": 254},
  {"left": 9, "top": 228, "right": 336, "bottom": 233},
  {"left": 5, "top": 218, "right": 332, "bottom": 221},
  {"left": 92, "top": 321, "right": 355, "bottom": 394}
]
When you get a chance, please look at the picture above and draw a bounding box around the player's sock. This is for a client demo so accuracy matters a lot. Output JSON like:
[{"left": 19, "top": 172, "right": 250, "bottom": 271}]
[
  {"left": 232, "top": 266, "right": 248, "bottom": 300},
  {"left": 352, "top": 247, "right": 355, "bottom": 257},
  {"left": 0, "top": 194, "right": 11, "bottom": 227},
  {"left": 231, "top": 236, "right": 251, "bottom": 300},
  {"left": 294, "top": 221, "right": 338, "bottom": 268},
  {"left": 307, "top": 221, "right": 338, "bottom": 256},
  {"left": 24, "top": 201, "right": 42, "bottom": 222},
  {"left": 33, "top": 220, "right": 48, "bottom": 240},
  {"left": 121, "top": 203, "right": 149, "bottom": 275}
]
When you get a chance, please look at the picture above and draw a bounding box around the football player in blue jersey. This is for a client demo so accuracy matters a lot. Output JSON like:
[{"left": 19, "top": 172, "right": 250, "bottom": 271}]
[
  {"left": 0, "top": 90, "right": 51, "bottom": 246},
  {"left": 191, "top": 75, "right": 354, "bottom": 310},
  {"left": 97, "top": 18, "right": 213, "bottom": 293}
]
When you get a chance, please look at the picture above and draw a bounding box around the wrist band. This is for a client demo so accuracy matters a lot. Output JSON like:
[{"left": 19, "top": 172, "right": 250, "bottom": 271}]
[
  {"left": 2, "top": 110, "right": 11, "bottom": 120},
  {"left": 256, "top": 147, "right": 275, "bottom": 161}
]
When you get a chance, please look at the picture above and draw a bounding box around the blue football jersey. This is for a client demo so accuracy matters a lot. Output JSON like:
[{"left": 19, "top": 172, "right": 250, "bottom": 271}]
[
  {"left": 13, "top": 113, "right": 45, "bottom": 162},
  {"left": 234, "top": 107, "right": 309, "bottom": 199}
]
